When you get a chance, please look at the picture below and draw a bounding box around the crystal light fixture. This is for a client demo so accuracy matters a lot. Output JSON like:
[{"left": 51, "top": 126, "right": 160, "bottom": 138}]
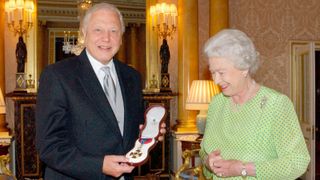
[
  {"left": 62, "top": 31, "right": 83, "bottom": 55},
  {"left": 62, "top": 0, "right": 92, "bottom": 55}
]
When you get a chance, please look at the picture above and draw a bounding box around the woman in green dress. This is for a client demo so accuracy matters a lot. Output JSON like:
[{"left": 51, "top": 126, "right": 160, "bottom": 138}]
[{"left": 200, "top": 29, "right": 310, "bottom": 179}]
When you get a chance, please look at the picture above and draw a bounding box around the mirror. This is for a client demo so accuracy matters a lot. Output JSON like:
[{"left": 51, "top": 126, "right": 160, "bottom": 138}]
[{"left": 37, "top": 0, "right": 147, "bottom": 84}]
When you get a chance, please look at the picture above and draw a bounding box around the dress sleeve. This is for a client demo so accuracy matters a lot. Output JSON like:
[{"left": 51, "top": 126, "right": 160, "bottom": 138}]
[
  {"left": 199, "top": 100, "right": 218, "bottom": 179},
  {"left": 255, "top": 95, "right": 310, "bottom": 179},
  {"left": 199, "top": 148, "right": 213, "bottom": 179}
]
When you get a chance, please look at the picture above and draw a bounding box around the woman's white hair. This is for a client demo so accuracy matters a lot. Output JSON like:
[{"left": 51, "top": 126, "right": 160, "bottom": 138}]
[
  {"left": 82, "top": 3, "right": 126, "bottom": 34},
  {"left": 203, "top": 29, "right": 260, "bottom": 75}
]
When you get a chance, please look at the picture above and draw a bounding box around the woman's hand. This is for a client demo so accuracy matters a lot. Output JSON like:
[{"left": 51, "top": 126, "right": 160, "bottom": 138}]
[
  {"left": 210, "top": 159, "right": 243, "bottom": 177},
  {"left": 205, "top": 150, "right": 243, "bottom": 177},
  {"left": 205, "top": 149, "right": 222, "bottom": 171}
]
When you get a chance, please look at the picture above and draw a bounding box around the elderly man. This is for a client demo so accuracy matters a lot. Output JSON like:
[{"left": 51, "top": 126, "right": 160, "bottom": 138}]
[{"left": 36, "top": 3, "right": 165, "bottom": 180}]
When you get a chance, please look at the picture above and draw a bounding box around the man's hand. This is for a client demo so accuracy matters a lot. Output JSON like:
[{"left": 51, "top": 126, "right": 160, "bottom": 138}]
[
  {"left": 158, "top": 122, "right": 166, "bottom": 141},
  {"left": 102, "top": 155, "right": 134, "bottom": 177}
]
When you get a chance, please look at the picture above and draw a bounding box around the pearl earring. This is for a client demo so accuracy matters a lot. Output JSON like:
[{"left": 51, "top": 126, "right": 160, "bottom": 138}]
[{"left": 242, "top": 72, "right": 248, "bottom": 77}]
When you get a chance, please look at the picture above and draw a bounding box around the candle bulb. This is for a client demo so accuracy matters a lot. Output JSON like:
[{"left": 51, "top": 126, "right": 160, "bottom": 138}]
[
  {"left": 64, "top": 32, "right": 67, "bottom": 43},
  {"left": 7, "top": 11, "right": 11, "bottom": 23},
  {"left": 72, "top": 35, "right": 74, "bottom": 45},
  {"left": 10, "top": 11, "right": 13, "bottom": 24},
  {"left": 165, "top": 14, "right": 168, "bottom": 25},
  {"left": 18, "top": 9, "right": 22, "bottom": 21},
  {"left": 173, "top": 16, "right": 175, "bottom": 27},
  {"left": 28, "top": 12, "right": 32, "bottom": 23},
  {"left": 150, "top": 5, "right": 155, "bottom": 28},
  {"left": 5, "top": 2, "right": 10, "bottom": 23}
]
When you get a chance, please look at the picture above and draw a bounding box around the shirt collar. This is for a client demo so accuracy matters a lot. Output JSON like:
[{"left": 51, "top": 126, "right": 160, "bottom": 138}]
[
  {"left": 86, "top": 49, "right": 115, "bottom": 72},
  {"left": 86, "top": 49, "right": 117, "bottom": 85}
]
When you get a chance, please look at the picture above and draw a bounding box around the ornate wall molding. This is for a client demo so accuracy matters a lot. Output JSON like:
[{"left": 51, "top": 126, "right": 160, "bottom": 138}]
[{"left": 37, "top": 0, "right": 146, "bottom": 25}]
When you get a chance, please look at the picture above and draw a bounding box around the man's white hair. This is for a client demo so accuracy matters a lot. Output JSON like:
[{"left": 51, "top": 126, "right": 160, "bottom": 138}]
[{"left": 82, "top": 3, "right": 125, "bottom": 34}]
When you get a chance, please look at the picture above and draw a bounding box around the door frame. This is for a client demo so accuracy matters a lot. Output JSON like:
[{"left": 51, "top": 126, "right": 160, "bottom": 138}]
[{"left": 290, "top": 41, "right": 320, "bottom": 180}]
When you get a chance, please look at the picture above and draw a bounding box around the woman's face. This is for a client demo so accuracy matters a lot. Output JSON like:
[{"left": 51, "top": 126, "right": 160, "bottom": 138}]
[
  {"left": 208, "top": 57, "right": 248, "bottom": 97},
  {"left": 83, "top": 9, "right": 122, "bottom": 64}
]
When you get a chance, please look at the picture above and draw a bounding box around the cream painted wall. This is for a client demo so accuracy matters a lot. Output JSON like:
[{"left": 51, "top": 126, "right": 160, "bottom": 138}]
[
  {"left": 4, "top": 24, "right": 16, "bottom": 94},
  {"left": 4, "top": 18, "right": 17, "bottom": 131}
]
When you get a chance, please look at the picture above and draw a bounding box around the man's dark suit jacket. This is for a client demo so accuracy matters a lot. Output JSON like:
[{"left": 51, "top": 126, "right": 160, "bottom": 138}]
[{"left": 36, "top": 50, "right": 144, "bottom": 180}]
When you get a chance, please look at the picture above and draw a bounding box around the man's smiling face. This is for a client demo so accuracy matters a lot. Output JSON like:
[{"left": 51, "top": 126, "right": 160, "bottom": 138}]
[{"left": 83, "top": 9, "right": 122, "bottom": 64}]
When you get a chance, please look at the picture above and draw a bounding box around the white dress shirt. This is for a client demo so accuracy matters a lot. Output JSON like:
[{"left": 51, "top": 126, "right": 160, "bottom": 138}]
[{"left": 86, "top": 49, "right": 118, "bottom": 90}]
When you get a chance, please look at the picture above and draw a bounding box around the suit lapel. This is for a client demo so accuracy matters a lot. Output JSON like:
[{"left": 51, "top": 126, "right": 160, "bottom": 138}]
[
  {"left": 76, "top": 50, "right": 123, "bottom": 139},
  {"left": 114, "top": 60, "right": 137, "bottom": 148}
]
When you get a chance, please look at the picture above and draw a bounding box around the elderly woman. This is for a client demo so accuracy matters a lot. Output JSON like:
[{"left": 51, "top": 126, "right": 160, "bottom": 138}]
[{"left": 199, "top": 29, "right": 310, "bottom": 179}]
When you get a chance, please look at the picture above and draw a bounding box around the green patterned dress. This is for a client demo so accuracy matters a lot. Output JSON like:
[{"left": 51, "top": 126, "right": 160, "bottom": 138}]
[{"left": 200, "top": 86, "right": 310, "bottom": 180}]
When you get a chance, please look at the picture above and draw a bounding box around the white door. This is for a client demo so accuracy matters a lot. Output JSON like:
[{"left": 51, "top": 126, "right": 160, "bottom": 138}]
[{"left": 291, "top": 41, "right": 316, "bottom": 180}]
